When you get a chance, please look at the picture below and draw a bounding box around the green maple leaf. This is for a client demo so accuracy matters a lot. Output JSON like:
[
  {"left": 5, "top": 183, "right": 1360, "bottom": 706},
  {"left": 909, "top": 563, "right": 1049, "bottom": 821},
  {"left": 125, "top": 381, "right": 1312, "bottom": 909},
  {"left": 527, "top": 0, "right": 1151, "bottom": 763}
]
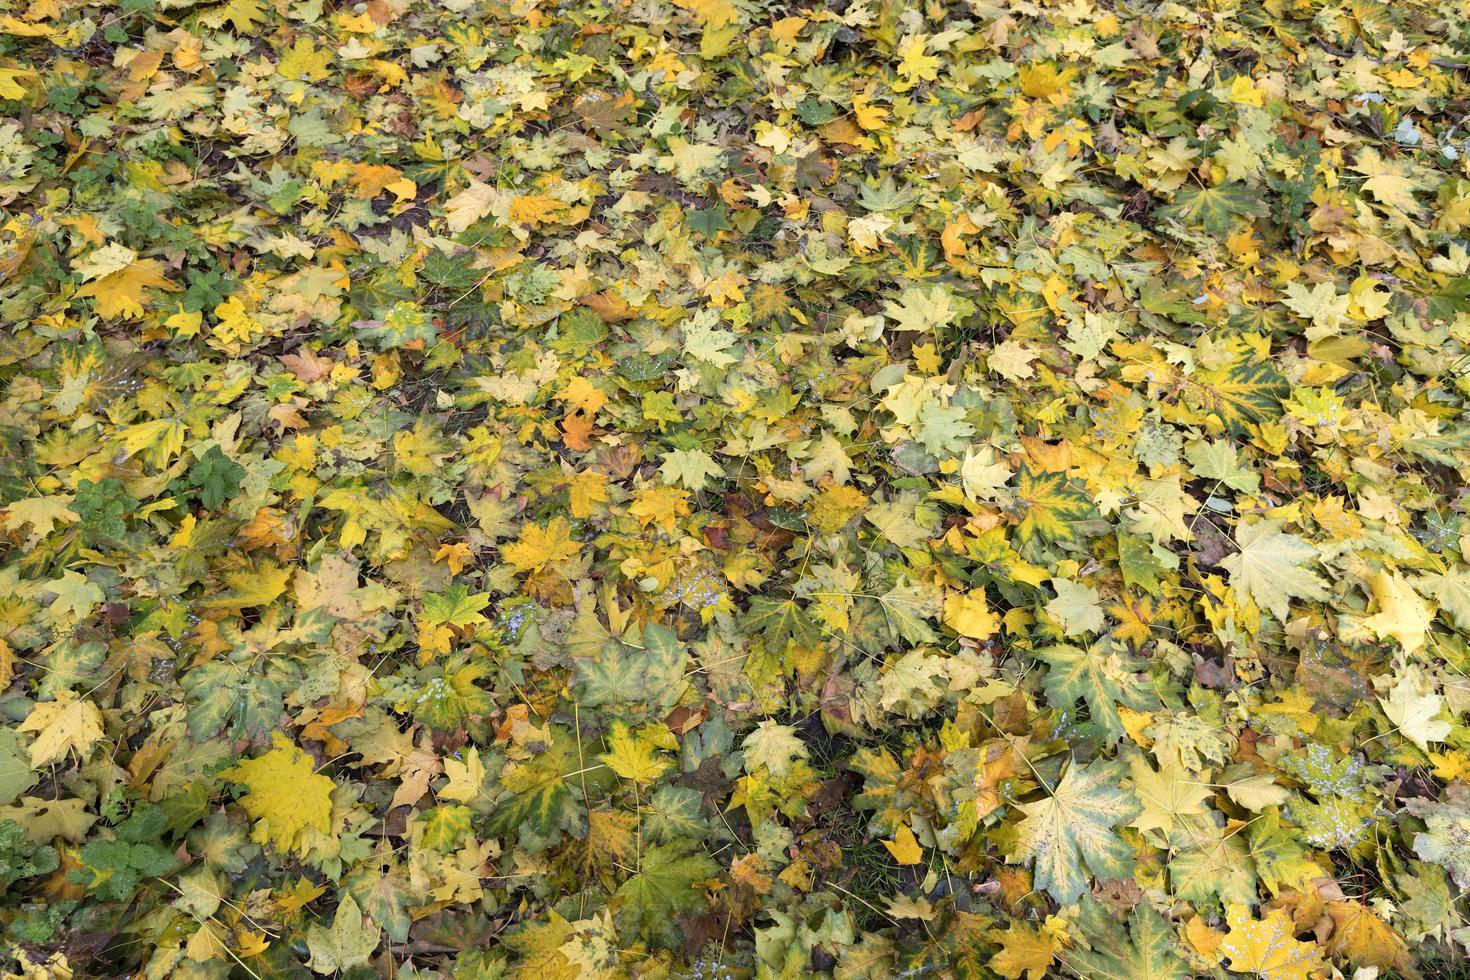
[
  {"left": 879, "top": 580, "right": 940, "bottom": 645},
  {"left": 1186, "top": 357, "right": 1288, "bottom": 434},
  {"left": 488, "top": 729, "right": 615, "bottom": 840},
  {"left": 551, "top": 306, "right": 609, "bottom": 355},
  {"left": 1278, "top": 744, "right": 1370, "bottom": 802},
  {"left": 599, "top": 720, "right": 675, "bottom": 783},
  {"left": 38, "top": 640, "right": 105, "bottom": 700},
  {"left": 1064, "top": 899, "right": 1188, "bottom": 980},
  {"left": 685, "top": 205, "right": 732, "bottom": 238},
  {"left": 359, "top": 301, "right": 437, "bottom": 349},
  {"left": 0, "top": 731, "right": 38, "bottom": 807},
  {"left": 1118, "top": 533, "right": 1175, "bottom": 597},
  {"left": 409, "top": 662, "right": 492, "bottom": 731},
  {"left": 894, "top": 237, "right": 942, "bottom": 280},
  {"left": 573, "top": 622, "right": 689, "bottom": 715},
  {"left": 343, "top": 867, "right": 415, "bottom": 945},
  {"left": 741, "top": 596, "right": 819, "bottom": 649},
  {"left": 1045, "top": 578, "right": 1105, "bottom": 636},
  {"left": 417, "top": 805, "right": 474, "bottom": 853},
  {"left": 306, "top": 895, "right": 379, "bottom": 975},
  {"left": 614, "top": 844, "right": 718, "bottom": 950},
  {"left": 182, "top": 657, "right": 294, "bottom": 738},
  {"left": 1012, "top": 466, "right": 1094, "bottom": 550},
  {"left": 644, "top": 786, "right": 705, "bottom": 843},
  {"left": 420, "top": 583, "right": 490, "bottom": 627},
  {"left": 1169, "top": 826, "right": 1259, "bottom": 907},
  {"left": 506, "top": 264, "right": 560, "bottom": 306},
  {"left": 44, "top": 570, "right": 104, "bottom": 622},
  {"left": 1184, "top": 439, "right": 1260, "bottom": 494},
  {"left": 1425, "top": 570, "right": 1470, "bottom": 631},
  {"left": 1246, "top": 811, "right": 1323, "bottom": 895},
  {"left": 857, "top": 176, "right": 917, "bottom": 213},
  {"left": 659, "top": 448, "right": 722, "bottom": 492},
  {"left": 1159, "top": 183, "right": 1266, "bottom": 235},
  {"left": 849, "top": 747, "right": 911, "bottom": 835},
  {"left": 741, "top": 720, "right": 808, "bottom": 778},
  {"left": 1407, "top": 792, "right": 1470, "bottom": 891},
  {"left": 1012, "top": 759, "right": 1140, "bottom": 903},
  {"left": 1035, "top": 642, "right": 1158, "bottom": 745}
]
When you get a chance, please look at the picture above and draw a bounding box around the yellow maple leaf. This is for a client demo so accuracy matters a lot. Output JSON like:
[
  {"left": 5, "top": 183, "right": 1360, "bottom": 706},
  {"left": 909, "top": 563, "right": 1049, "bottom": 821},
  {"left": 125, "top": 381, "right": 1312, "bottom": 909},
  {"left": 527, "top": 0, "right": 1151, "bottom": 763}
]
[
  {"left": 0, "top": 15, "right": 55, "bottom": 35},
  {"left": 417, "top": 622, "right": 453, "bottom": 662},
  {"left": 660, "top": 137, "right": 725, "bottom": 183},
  {"left": 1363, "top": 569, "right": 1434, "bottom": 653},
  {"left": 207, "top": 562, "right": 293, "bottom": 609},
  {"left": 74, "top": 259, "right": 179, "bottom": 319},
  {"left": 1380, "top": 66, "right": 1423, "bottom": 89},
  {"left": 275, "top": 877, "right": 327, "bottom": 916},
  {"left": 1227, "top": 74, "right": 1265, "bottom": 107},
  {"left": 672, "top": 0, "right": 737, "bottom": 28},
  {"left": 0, "top": 67, "right": 35, "bottom": 98},
  {"left": 1324, "top": 900, "right": 1411, "bottom": 973},
  {"left": 439, "top": 746, "right": 487, "bottom": 804},
  {"left": 1219, "top": 905, "right": 1326, "bottom": 980},
  {"left": 559, "top": 376, "right": 607, "bottom": 416},
  {"left": 213, "top": 295, "right": 263, "bottom": 347},
  {"left": 599, "top": 721, "right": 676, "bottom": 783},
  {"left": 198, "top": 0, "right": 264, "bottom": 32},
  {"left": 234, "top": 930, "right": 271, "bottom": 958},
  {"left": 988, "top": 924, "right": 1058, "bottom": 980},
  {"left": 1185, "top": 914, "right": 1224, "bottom": 962},
  {"left": 371, "top": 61, "right": 409, "bottom": 91},
  {"left": 1430, "top": 749, "right": 1470, "bottom": 782},
  {"left": 225, "top": 733, "right": 334, "bottom": 853},
  {"left": 507, "top": 194, "right": 565, "bottom": 226},
  {"left": 503, "top": 517, "right": 580, "bottom": 573},
  {"left": 852, "top": 92, "right": 889, "bottom": 131},
  {"left": 974, "top": 742, "right": 1017, "bottom": 818},
  {"left": 72, "top": 241, "right": 138, "bottom": 280},
  {"left": 335, "top": 10, "right": 377, "bottom": 32},
  {"left": 2, "top": 494, "right": 78, "bottom": 545},
  {"left": 567, "top": 470, "right": 609, "bottom": 519},
  {"left": 894, "top": 36, "right": 940, "bottom": 90},
  {"left": 18, "top": 689, "right": 105, "bottom": 766},
  {"left": 1378, "top": 671, "right": 1450, "bottom": 752},
  {"left": 1127, "top": 748, "right": 1212, "bottom": 837},
  {"left": 1017, "top": 63, "right": 1071, "bottom": 101},
  {"left": 433, "top": 542, "right": 473, "bottom": 575},
  {"left": 882, "top": 823, "right": 924, "bottom": 865},
  {"left": 702, "top": 269, "right": 747, "bottom": 307},
  {"left": 629, "top": 486, "right": 689, "bottom": 534},
  {"left": 165, "top": 309, "right": 203, "bottom": 338},
  {"left": 944, "top": 590, "right": 999, "bottom": 640},
  {"left": 276, "top": 36, "right": 332, "bottom": 81},
  {"left": 443, "top": 180, "right": 499, "bottom": 234}
]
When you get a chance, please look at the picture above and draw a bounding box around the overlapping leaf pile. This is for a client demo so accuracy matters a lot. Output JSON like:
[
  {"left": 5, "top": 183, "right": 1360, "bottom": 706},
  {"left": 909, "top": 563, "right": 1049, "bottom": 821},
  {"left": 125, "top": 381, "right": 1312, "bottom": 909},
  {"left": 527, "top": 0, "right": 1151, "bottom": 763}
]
[{"left": 2, "top": 0, "right": 1470, "bottom": 974}]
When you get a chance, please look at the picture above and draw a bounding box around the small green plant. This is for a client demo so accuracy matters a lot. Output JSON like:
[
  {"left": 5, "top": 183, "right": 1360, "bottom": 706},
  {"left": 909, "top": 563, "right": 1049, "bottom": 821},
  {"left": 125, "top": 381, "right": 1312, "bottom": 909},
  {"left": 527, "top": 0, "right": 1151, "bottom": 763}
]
[
  {"left": 4, "top": 900, "right": 76, "bottom": 944},
  {"left": 179, "top": 446, "right": 245, "bottom": 510},
  {"left": 73, "top": 478, "right": 137, "bottom": 542},
  {"left": 71, "top": 806, "right": 176, "bottom": 902},
  {"left": 0, "top": 820, "right": 58, "bottom": 890}
]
